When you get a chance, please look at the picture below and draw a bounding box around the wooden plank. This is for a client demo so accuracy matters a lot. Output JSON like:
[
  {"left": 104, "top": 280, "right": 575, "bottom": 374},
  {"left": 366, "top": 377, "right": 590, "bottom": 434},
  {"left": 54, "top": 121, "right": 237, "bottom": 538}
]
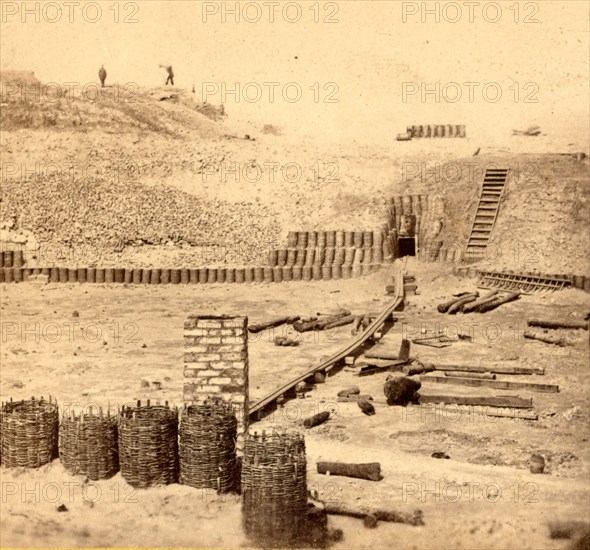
[
  {"left": 418, "top": 394, "right": 534, "bottom": 409},
  {"left": 421, "top": 375, "right": 559, "bottom": 393},
  {"left": 433, "top": 364, "right": 544, "bottom": 375},
  {"left": 248, "top": 270, "right": 406, "bottom": 419},
  {"left": 418, "top": 404, "right": 538, "bottom": 420}
]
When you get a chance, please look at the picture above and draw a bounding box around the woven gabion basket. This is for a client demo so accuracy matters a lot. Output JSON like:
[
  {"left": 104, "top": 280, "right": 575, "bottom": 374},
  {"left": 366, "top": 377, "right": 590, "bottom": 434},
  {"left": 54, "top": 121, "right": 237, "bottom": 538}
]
[
  {"left": 179, "top": 400, "right": 238, "bottom": 492},
  {"left": 118, "top": 401, "right": 178, "bottom": 488},
  {"left": 1, "top": 397, "right": 59, "bottom": 468},
  {"left": 241, "top": 431, "right": 308, "bottom": 546},
  {"left": 59, "top": 408, "right": 119, "bottom": 480}
]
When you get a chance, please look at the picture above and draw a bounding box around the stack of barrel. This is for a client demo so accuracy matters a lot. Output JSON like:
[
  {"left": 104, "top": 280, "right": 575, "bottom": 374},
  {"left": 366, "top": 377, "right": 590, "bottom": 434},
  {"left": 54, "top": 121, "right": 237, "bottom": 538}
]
[
  {"left": 0, "top": 250, "right": 27, "bottom": 283},
  {"left": 268, "top": 228, "right": 390, "bottom": 282},
  {"left": 407, "top": 124, "right": 466, "bottom": 138}
]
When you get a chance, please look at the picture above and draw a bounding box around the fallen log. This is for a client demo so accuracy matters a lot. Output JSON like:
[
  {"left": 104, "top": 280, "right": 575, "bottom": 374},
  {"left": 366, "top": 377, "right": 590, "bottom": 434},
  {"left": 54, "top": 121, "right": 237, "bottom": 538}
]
[
  {"left": 323, "top": 315, "right": 356, "bottom": 330},
  {"left": 462, "top": 290, "right": 499, "bottom": 313},
  {"left": 418, "top": 394, "right": 533, "bottom": 409},
  {"left": 337, "top": 386, "right": 360, "bottom": 397},
  {"left": 523, "top": 330, "right": 568, "bottom": 347},
  {"left": 303, "top": 411, "right": 330, "bottom": 428},
  {"left": 351, "top": 315, "right": 363, "bottom": 336},
  {"left": 421, "top": 375, "right": 559, "bottom": 393},
  {"left": 433, "top": 364, "right": 544, "bottom": 375},
  {"left": 294, "top": 311, "right": 351, "bottom": 332},
  {"left": 248, "top": 316, "right": 300, "bottom": 333},
  {"left": 419, "top": 403, "right": 538, "bottom": 420},
  {"left": 437, "top": 292, "right": 478, "bottom": 313},
  {"left": 323, "top": 502, "right": 424, "bottom": 527},
  {"left": 337, "top": 394, "right": 374, "bottom": 403},
  {"left": 403, "top": 363, "right": 435, "bottom": 375},
  {"left": 475, "top": 292, "right": 520, "bottom": 313},
  {"left": 358, "top": 399, "right": 375, "bottom": 415},
  {"left": 448, "top": 294, "right": 479, "bottom": 314},
  {"left": 445, "top": 371, "right": 496, "bottom": 380},
  {"left": 317, "top": 462, "right": 382, "bottom": 481},
  {"left": 528, "top": 319, "right": 589, "bottom": 331}
]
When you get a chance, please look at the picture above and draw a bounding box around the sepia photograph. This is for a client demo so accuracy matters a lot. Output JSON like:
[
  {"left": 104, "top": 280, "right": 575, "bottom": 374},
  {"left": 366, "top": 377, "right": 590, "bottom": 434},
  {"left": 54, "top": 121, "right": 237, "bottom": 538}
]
[{"left": 0, "top": 1, "right": 589, "bottom": 548}]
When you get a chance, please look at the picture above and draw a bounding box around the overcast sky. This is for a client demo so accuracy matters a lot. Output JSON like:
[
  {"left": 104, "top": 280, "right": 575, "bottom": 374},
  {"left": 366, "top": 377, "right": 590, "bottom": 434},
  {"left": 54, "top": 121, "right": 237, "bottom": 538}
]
[{"left": 2, "top": 1, "right": 588, "bottom": 144}]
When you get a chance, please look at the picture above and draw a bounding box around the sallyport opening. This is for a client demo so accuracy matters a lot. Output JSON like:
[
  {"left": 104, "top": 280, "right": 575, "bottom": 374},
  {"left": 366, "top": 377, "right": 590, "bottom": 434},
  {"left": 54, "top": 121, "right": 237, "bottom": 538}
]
[{"left": 398, "top": 237, "right": 416, "bottom": 257}]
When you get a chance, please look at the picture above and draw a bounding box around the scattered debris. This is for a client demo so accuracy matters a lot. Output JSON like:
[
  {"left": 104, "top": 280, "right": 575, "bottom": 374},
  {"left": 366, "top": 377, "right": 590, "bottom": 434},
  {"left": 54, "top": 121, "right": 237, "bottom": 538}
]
[
  {"left": 418, "top": 394, "right": 533, "bottom": 409},
  {"left": 528, "top": 319, "right": 588, "bottom": 331},
  {"left": 337, "top": 386, "right": 360, "bottom": 398},
  {"left": 322, "top": 501, "right": 424, "bottom": 526},
  {"left": 530, "top": 453, "right": 545, "bottom": 474},
  {"left": 358, "top": 399, "right": 375, "bottom": 416},
  {"left": 384, "top": 376, "right": 421, "bottom": 406},
  {"left": 72, "top": 310, "right": 79, "bottom": 317},
  {"left": 248, "top": 316, "right": 300, "bottom": 333},
  {"left": 421, "top": 374, "right": 559, "bottom": 393},
  {"left": 523, "top": 330, "right": 569, "bottom": 347},
  {"left": 303, "top": 411, "right": 330, "bottom": 428},
  {"left": 317, "top": 461, "right": 382, "bottom": 481},
  {"left": 512, "top": 125, "right": 541, "bottom": 136},
  {"left": 431, "top": 452, "right": 450, "bottom": 459},
  {"left": 56, "top": 504, "right": 68, "bottom": 512},
  {"left": 274, "top": 336, "right": 300, "bottom": 347}
]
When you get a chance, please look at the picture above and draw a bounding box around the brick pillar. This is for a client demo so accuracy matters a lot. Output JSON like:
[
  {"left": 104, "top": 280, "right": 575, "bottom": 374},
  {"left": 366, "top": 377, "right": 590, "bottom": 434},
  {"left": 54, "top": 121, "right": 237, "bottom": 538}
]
[{"left": 183, "top": 315, "right": 249, "bottom": 453}]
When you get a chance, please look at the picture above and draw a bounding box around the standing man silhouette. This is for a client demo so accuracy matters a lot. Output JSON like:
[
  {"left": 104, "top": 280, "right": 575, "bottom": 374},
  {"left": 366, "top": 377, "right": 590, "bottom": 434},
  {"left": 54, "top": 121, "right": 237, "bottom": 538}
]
[
  {"left": 98, "top": 65, "right": 107, "bottom": 87},
  {"left": 160, "top": 65, "right": 174, "bottom": 86}
]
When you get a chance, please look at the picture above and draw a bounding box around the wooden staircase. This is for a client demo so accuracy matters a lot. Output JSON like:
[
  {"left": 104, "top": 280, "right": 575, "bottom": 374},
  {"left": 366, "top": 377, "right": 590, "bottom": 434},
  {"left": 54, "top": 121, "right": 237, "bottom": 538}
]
[{"left": 465, "top": 168, "right": 509, "bottom": 262}]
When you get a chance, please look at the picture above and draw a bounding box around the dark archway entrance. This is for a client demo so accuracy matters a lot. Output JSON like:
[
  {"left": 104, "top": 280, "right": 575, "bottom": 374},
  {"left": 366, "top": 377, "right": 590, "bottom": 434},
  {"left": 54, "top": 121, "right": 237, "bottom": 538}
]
[{"left": 398, "top": 237, "right": 416, "bottom": 257}]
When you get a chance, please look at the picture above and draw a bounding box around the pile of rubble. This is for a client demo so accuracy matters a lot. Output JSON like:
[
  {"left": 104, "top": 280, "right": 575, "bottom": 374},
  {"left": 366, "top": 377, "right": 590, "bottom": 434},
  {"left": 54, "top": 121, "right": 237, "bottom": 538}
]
[{"left": 1, "top": 174, "right": 281, "bottom": 266}]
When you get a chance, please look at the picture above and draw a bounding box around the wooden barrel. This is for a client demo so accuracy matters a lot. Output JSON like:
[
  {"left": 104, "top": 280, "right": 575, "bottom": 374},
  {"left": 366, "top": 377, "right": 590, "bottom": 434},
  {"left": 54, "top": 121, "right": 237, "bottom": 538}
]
[
  {"left": 254, "top": 267, "right": 264, "bottom": 283},
  {"left": 13, "top": 251, "right": 24, "bottom": 268},
  {"left": 124, "top": 269, "right": 133, "bottom": 284},
  {"left": 343, "top": 248, "right": 355, "bottom": 265},
  {"left": 263, "top": 267, "right": 273, "bottom": 283},
  {"left": 207, "top": 268, "right": 217, "bottom": 284},
  {"left": 326, "top": 231, "right": 336, "bottom": 247},
  {"left": 363, "top": 232, "right": 373, "bottom": 248},
  {"left": 373, "top": 230, "right": 384, "bottom": 248},
  {"left": 272, "top": 266, "right": 283, "bottom": 283},
  {"left": 4, "top": 251, "right": 13, "bottom": 268},
  {"left": 286, "top": 249, "right": 297, "bottom": 266},
  {"left": 141, "top": 269, "right": 151, "bottom": 284},
  {"left": 312, "top": 265, "right": 322, "bottom": 281},
  {"left": 353, "top": 231, "right": 364, "bottom": 248},
  {"left": 324, "top": 247, "right": 335, "bottom": 266},
  {"left": 321, "top": 266, "right": 332, "bottom": 280},
  {"left": 277, "top": 249, "right": 288, "bottom": 267},
  {"left": 104, "top": 268, "right": 115, "bottom": 284},
  {"left": 41, "top": 267, "right": 50, "bottom": 277},
  {"left": 314, "top": 247, "right": 325, "bottom": 266},
  {"left": 332, "top": 265, "right": 341, "bottom": 280},
  {"left": 282, "top": 266, "right": 293, "bottom": 282},
  {"left": 573, "top": 275, "right": 585, "bottom": 289},
  {"left": 86, "top": 268, "right": 95, "bottom": 283},
  {"left": 0, "top": 269, "right": 4, "bottom": 283},
  {"left": 77, "top": 268, "right": 87, "bottom": 283},
  {"left": 457, "top": 125, "right": 466, "bottom": 138},
  {"left": 268, "top": 249, "right": 278, "bottom": 267},
  {"left": 292, "top": 266, "right": 302, "bottom": 281},
  {"left": 287, "top": 231, "right": 298, "bottom": 247},
  {"left": 95, "top": 268, "right": 105, "bottom": 284},
  {"left": 332, "top": 248, "right": 345, "bottom": 266},
  {"left": 351, "top": 265, "right": 362, "bottom": 278},
  {"left": 361, "top": 264, "right": 372, "bottom": 275},
  {"left": 295, "top": 248, "right": 306, "bottom": 266},
  {"left": 317, "top": 231, "right": 327, "bottom": 248},
  {"left": 198, "top": 268, "right": 208, "bottom": 284},
  {"left": 113, "top": 268, "right": 124, "bottom": 283},
  {"left": 217, "top": 267, "right": 226, "bottom": 284},
  {"left": 0, "top": 251, "right": 4, "bottom": 268},
  {"left": 189, "top": 269, "right": 199, "bottom": 284},
  {"left": 170, "top": 269, "right": 181, "bottom": 284},
  {"left": 352, "top": 248, "right": 364, "bottom": 265},
  {"left": 4, "top": 268, "right": 14, "bottom": 283},
  {"left": 225, "top": 268, "right": 235, "bottom": 284},
  {"left": 372, "top": 246, "right": 384, "bottom": 264},
  {"left": 160, "top": 269, "right": 170, "bottom": 284},
  {"left": 297, "top": 231, "right": 308, "bottom": 248},
  {"left": 235, "top": 268, "right": 246, "bottom": 284},
  {"left": 58, "top": 267, "right": 68, "bottom": 282},
  {"left": 335, "top": 231, "right": 345, "bottom": 248},
  {"left": 302, "top": 266, "right": 313, "bottom": 281},
  {"left": 344, "top": 231, "right": 354, "bottom": 248},
  {"left": 304, "top": 248, "right": 316, "bottom": 266},
  {"left": 133, "top": 269, "right": 143, "bottom": 284},
  {"left": 13, "top": 268, "right": 23, "bottom": 282},
  {"left": 148, "top": 269, "right": 158, "bottom": 284},
  {"left": 308, "top": 231, "right": 318, "bottom": 248},
  {"left": 446, "top": 124, "right": 454, "bottom": 137},
  {"left": 244, "top": 267, "right": 254, "bottom": 283}
]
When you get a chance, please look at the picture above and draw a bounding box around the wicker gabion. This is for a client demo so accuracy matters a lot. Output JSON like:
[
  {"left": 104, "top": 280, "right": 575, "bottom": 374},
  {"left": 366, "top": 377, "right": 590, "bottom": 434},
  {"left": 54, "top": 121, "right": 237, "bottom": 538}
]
[
  {"left": 179, "top": 400, "right": 238, "bottom": 492},
  {"left": 241, "top": 431, "right": 308, "bottom": 547},
  {"left": 118, "top": 401, "right": 178, "bottom": 488},
  {"left": 59, "top": 408, "right": 119, "bottom": 480},
  {"left": 1, "top": 397, "right": 59, "bottom": 468}
]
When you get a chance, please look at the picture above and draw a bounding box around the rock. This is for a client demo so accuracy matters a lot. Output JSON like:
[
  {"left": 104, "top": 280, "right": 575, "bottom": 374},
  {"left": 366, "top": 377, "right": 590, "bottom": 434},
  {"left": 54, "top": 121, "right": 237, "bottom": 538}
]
[
  {"left": 140, "top": 379, "right": 150, "bottom": 388},
  {"left": 56, "top": 504, "right": 68, "bottom": 512},
  {"left": 530, "top": 454, "right": 545, "bottom": 474},
  {"left": 384, "top": 376, "right": 421, "bottom": 406},
  {"left": 337, "top": 386, "right": 360, "bottom": 398},
  {"left": 358, "top": 399, "right": 375, "bottom": 416},
  {"left": 72, "top": 310, "right": 79, "bottom": 317}
]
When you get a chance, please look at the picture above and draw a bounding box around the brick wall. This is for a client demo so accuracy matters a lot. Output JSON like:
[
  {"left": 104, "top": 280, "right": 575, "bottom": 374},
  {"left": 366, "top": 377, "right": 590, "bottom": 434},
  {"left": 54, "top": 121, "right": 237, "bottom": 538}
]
[{"left": 183, "top": 315, "right": 249, "bottom": 452}]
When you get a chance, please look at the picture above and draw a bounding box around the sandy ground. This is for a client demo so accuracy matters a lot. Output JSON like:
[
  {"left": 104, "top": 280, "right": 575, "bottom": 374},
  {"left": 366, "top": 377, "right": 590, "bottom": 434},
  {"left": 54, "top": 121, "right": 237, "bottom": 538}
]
[{"left": 1, "top": 259, "right": 588, "bottom": 549}]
